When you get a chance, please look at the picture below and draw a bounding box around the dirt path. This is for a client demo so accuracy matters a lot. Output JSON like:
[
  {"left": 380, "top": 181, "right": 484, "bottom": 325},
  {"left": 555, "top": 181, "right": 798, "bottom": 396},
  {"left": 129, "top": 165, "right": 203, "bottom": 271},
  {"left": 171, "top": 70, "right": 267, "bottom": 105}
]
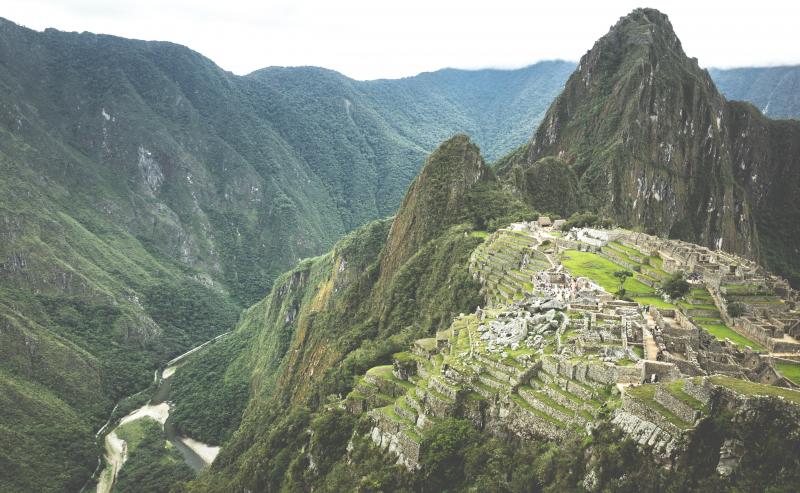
[
  {"left": 96, "top": 431, "right": 126, "bottom": 493},
  {"left": 643, "top": 313, "right": 660, "bottom": 360}
]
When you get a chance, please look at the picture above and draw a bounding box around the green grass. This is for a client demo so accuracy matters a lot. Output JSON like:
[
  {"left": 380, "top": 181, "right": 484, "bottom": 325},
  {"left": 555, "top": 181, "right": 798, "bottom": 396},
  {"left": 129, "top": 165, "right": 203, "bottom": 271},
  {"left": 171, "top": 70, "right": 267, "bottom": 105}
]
[
  {"left": 698, "top": 322, "right": 765, "bottom": 351},
  {"left": 470, "top": 230, "right": 489, "bottom": 239},
  {"left": 367, "top": 365, "right": 395, "bottom": 378},
  {"left": 775, "top": 361, "right": 800, "bottom": 385},
  {"left": 376, "top": 405, "right": 421, "bottom": 442},
  {"left": 561, "top": 250, "right": 654, "bottom": 296},
  {"left": 688, "top": 288, "right": 713, "bottom": 300},
  {"left": 679, "top": 301, "right": 719, "bottom": 311},
  {"left": 510, "top": 394, "right": 564, "bottom": 426},
  {"left": 709, "top": 376, "right": 800, "bottom": 405},
  {"left": 415, "top": 338, "right": 438, "bottom": 351},
  {"left": 609, "top": 241, "right": 644, "bottom": 258},
  {"left": 631, "top": 296, "right": 676, "bottom": 310},
  {"left": 666, "top": 381, "right": 706, "bottom": 411},
  {"left": 723, "top": 284, "right": 775, "bottom": 296},
  {"left": 366, "top": 365, "right": 415, "bottom": 390},
  {"left": 626, "top": 385, "right": 692, "bottom": 428}
]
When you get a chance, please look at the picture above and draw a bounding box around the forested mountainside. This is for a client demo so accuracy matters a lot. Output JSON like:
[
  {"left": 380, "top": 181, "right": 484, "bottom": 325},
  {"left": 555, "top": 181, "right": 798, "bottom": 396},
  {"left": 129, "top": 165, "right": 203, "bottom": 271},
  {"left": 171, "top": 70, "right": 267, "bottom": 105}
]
[
  {"left": 0, "top": 16, "right": 569, "bottom": 491},
  {"left": 497, "top": 8, "right": 800, "bottom": 286},
  {"left": 175, "top": 135, "right": 538, "bottom": 492},
  {"left": 710, "top": 65, "right": 800, "bottom": 119}
]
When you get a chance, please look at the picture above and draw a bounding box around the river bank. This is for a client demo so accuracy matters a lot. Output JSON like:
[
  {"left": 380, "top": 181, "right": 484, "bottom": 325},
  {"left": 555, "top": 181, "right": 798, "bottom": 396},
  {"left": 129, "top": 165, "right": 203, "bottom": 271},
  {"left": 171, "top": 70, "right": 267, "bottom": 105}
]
[{"left": 85, "top": 332, "right": 230, "bottom": 493}]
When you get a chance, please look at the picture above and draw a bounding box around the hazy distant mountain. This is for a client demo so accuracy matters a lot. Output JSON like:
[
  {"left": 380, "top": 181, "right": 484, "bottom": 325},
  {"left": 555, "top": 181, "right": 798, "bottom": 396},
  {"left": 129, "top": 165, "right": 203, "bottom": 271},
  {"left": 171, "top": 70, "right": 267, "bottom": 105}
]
[{"left": 710, "top": 65, "right": 800, "bottom": 119}]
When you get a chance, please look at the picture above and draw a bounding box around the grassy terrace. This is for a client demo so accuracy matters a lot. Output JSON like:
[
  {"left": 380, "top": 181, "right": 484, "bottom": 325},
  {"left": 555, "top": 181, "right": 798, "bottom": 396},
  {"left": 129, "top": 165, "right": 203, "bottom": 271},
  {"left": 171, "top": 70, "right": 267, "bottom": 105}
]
[
  {"left": 709, "top": 376, "right": 800, "bottom": 405},
  {"left": 626, "top": 384, "right": 692, "bottom": 429},
  {"left": 510, "top": 394, "right": 564, "bottom": 426},
  {"left": 561, "top": 250, "right": 655, "bottom": 296},
  {"left": 376, "top": 405, "right": 421, "bottom": 441},
  {"left": 666, "top": 381, "right": 706, "bottom": 411},
  {"left": 688, "top": 288, "right": 713, "bottom": 301},
  {"left": 631, "top": 296, "right": 676, "bottom": 310},
  {"left": 607, "top": 242, "right": 670, "bottom": 277},
  {"left": 678, "top": 301, "right": 718, "bottom": 311},
  {"left": 696, "top": 322, "right": 765, "bottom": 351},
  {"left": 609, "top": 241, "right": 645, "bottom": 258},
  {"left": 723, "top": 284, "right": 775, "bottom": 296},
  {"left": 775, "top": 361, "right": 800, "bottom": 385},
  {"left": 367, "top": 365, "right": 416, "bottom": 391}
]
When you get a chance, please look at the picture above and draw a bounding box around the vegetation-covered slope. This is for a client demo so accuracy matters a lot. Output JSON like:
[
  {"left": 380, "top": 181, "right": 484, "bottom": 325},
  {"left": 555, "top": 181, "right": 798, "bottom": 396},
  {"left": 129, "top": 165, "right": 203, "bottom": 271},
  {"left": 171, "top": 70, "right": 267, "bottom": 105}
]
[
  {"left": 0, "top": 17, "right": 569, "bottom": 489},
  {"left": 710, "top": 65, "right": 800, "bottom": 120},
  {"left": 175, "top": 135, "right": 536, "bottom": 491}
]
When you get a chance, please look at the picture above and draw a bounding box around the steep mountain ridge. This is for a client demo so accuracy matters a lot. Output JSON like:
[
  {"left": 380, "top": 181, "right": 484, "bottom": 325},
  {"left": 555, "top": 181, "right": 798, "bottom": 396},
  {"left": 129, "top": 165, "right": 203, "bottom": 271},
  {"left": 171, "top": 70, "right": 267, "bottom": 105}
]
[
  {"left": 177, "top": 136, "right": 536, "bottom": 491},
  {"left": 378, "top": 135, "right": 490, "bottom": 285},
  {"left": 499, "top": 8, "right": 800, "bottom": 284}
]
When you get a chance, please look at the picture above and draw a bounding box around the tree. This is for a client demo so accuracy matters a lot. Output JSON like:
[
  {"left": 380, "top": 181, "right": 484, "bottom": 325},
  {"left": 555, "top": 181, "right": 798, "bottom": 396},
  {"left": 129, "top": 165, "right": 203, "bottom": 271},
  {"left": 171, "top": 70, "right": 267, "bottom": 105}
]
[
  {"left": 662, "top": 273, "right": 690, "bottom": 299},
  {"left": 613, "top": 270, "right": 633, "bottom": 295},
  {"left": 727, "top": 302, "right": 746, "bottom": 318}
]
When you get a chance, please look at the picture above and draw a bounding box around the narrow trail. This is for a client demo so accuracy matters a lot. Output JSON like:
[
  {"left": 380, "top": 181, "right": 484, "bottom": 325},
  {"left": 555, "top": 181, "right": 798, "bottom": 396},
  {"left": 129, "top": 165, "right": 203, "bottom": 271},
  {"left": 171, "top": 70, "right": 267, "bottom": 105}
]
[
  {"left": 95, "top": 431, "right": 126, "bottom": 493},
  {"left": 643, "top": 313, "right": 660, "bottom": 361}
]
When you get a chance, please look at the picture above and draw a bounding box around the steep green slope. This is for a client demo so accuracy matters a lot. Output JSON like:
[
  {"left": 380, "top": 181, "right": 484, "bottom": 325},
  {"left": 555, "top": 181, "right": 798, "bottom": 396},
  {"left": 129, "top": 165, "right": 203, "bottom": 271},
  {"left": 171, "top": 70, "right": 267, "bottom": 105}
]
[
  {"left": 0, "top": 18, "right": 566, "bottom": 489},
  {"left": 360, "top": 61, "right": 576, "bottom": 161},
  {"left": 710, "top": 66, "right": 800, "bottom": 120},
  {"left": 498, "top": 8, "right": 800, "bottom": 284},
  {"left": 176, "top": 135, "right": 536, "bottom": 491}
]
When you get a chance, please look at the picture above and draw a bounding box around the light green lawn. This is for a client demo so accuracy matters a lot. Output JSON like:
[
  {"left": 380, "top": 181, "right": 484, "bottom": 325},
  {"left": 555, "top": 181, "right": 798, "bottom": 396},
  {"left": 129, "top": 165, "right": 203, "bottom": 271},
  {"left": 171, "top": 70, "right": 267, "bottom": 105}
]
[
  {"left": 776, "top": 361, "right": 800, "bottom": 385},
  {"left": 698, "top": 323, "right": 765, "bottom": 351},
  {"left": 632, "top": 296, "right": 676, "bottom": 310},
  {"left": 561, "top": 250, "right": 654, "bottom": 296}
]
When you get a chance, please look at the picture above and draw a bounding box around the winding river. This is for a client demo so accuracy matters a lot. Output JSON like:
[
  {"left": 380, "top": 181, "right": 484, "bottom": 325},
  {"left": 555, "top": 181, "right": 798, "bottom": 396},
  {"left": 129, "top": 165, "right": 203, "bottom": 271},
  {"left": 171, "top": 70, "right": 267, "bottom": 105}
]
[{"left": 82, "top": 332, "right": 230, "bottom": 493}]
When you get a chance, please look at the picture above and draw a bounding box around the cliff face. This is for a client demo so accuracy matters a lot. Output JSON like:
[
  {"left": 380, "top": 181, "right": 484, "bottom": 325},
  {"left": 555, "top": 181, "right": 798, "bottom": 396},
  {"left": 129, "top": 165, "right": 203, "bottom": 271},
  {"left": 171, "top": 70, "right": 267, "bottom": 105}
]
[{"left": 500, "top": 8, "right": 800, "bottom": 283}]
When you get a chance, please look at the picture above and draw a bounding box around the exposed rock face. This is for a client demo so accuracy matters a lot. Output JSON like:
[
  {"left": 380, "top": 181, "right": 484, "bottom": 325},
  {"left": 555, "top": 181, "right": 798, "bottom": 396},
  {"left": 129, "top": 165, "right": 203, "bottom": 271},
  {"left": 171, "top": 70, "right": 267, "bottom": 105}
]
[
  {"left": 716, "top": 438, "right": 745, "bottom": 476},
  {"left": 500, "top": 8, "right": 800, "bottom": 285}
]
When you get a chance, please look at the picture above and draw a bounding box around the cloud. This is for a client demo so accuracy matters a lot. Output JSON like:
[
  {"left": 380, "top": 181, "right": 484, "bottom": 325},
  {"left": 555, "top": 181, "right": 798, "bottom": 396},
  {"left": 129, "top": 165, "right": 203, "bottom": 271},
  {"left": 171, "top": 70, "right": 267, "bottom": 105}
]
[{"left": 2, "top": 0, "right": 799, "bottom": 80}]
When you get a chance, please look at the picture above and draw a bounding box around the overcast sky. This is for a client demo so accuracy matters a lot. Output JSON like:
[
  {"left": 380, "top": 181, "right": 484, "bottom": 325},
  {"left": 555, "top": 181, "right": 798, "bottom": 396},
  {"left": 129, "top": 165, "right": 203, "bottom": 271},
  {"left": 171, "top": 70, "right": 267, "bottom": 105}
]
[{"left": 3, "top": 0, "right": 799, "bottom": 80}]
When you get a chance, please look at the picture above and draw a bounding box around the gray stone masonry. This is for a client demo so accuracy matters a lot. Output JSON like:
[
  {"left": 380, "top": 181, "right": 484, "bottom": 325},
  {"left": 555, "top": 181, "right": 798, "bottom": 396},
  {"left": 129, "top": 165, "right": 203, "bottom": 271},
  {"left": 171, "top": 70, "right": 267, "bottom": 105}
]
[{"left": 654, "top": 385, "right": 700, "bottom": 423}]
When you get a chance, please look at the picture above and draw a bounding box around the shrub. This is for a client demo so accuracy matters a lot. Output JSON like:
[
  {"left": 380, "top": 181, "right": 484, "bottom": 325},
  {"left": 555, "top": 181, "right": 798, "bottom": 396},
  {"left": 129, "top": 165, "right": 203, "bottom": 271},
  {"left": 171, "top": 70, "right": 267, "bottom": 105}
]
[
  {"left": 662, "top": 273, "right": 690, "bottom": 299},
  {"left": 727, "top": 302, "right": 746, "bottom": 318}
]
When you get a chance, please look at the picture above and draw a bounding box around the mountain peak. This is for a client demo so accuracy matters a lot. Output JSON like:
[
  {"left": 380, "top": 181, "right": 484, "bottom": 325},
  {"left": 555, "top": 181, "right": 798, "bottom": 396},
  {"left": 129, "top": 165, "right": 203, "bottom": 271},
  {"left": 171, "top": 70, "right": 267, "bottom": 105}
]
[
  {"left": 377, "top": 134, "right": 489, "bottom": 281},
  {"left": 588, "top": 8, "right": 685, "bottom": 66}
]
